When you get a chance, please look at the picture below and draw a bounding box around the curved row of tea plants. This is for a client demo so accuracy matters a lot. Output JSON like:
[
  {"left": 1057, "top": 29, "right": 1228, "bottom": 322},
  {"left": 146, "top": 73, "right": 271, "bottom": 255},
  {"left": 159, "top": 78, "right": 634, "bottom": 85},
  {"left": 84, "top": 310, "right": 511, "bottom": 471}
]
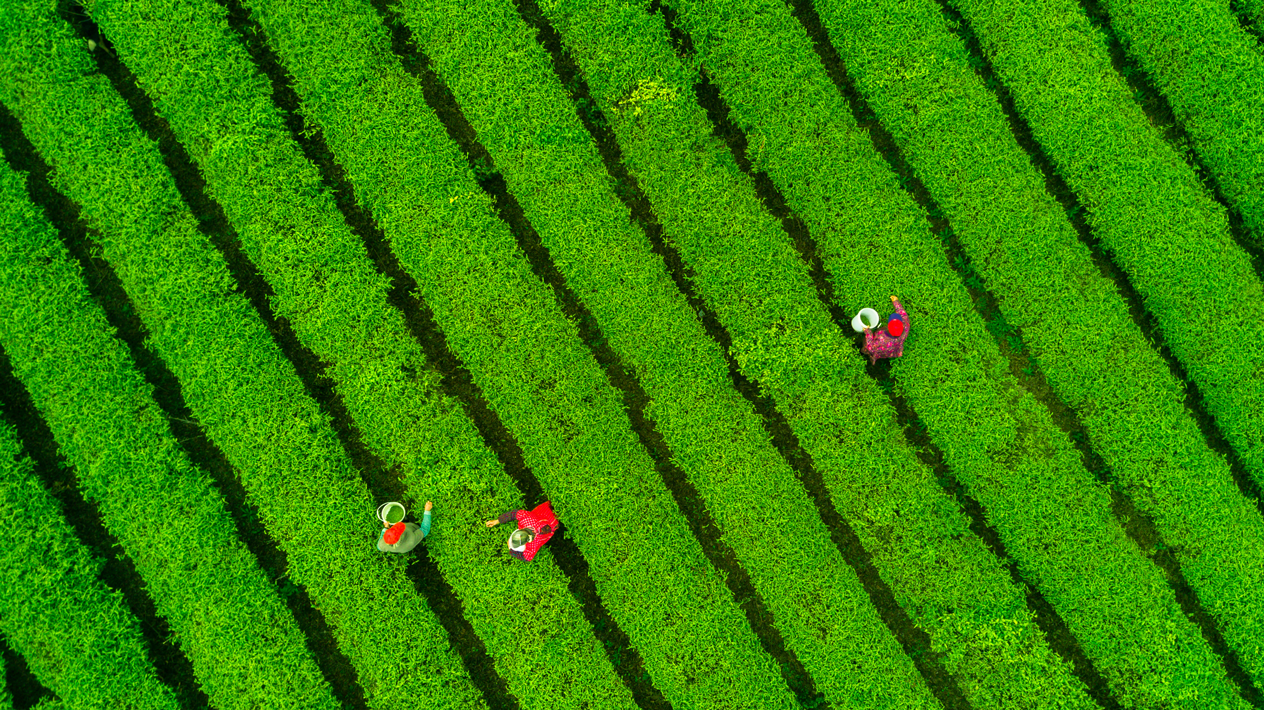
[
  {"left": 540, "top": 1, "right": 1097, "bottom": 708},
  {"left": 234, "top": 0, "right": 798, "bottom": 706},
  {"left": 941, "top": 0, "right": 1264, "bottom": 686},
  {"left": 395, "top": 0, "right": 935, "bottom": 707},
  {"left": 1100, "top": 0, "right": 1264, "bottom": 255},
  {"left": 1238, "top": 0, "right": 1264, "bottom": 29},
  {"left": 0, "top": 418, "right": 178, "bottom": 710},
  {"left": 0, "top": 145, "right": 336, "bottom": 708},
  {"left": 0, "top": 5, "right": 483, "bottom": 708},
  {"left": 801, "top": 0, "right": 1248, "bottom": 704},
  {"left": 83, "top": 0, "right": 636, "bottom": 706}
]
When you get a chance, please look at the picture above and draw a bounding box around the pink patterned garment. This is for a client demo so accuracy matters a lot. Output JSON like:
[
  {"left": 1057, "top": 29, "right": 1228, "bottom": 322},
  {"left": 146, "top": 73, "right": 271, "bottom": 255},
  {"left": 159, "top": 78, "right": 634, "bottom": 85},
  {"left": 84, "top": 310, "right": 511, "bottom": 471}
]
[{"left": 862, "top": 299, "right": 909, "bottom": 364}]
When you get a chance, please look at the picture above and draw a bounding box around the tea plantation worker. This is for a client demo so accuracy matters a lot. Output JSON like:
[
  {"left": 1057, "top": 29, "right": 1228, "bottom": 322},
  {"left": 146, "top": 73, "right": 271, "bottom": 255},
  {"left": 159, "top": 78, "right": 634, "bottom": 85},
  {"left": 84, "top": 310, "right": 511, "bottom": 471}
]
[
  {"left": 484, "top": 500, "right": 559, "bottom": 562},
  {"left": 378, "top": 500, "right": 433, "bottom": 554},
  {"left": 861, "top": 295, "right": 910, "bottom": 365}
]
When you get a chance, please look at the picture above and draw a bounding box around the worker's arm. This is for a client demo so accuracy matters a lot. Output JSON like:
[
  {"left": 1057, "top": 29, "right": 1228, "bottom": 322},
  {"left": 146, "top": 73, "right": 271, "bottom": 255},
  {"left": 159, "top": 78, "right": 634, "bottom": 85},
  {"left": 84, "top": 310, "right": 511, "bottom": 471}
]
[
  {"left": 485, "top": 510, "right": 521, "bottom": 527},
  {"left": 891, "top": 296, "right": 908, "bottom": 325}
]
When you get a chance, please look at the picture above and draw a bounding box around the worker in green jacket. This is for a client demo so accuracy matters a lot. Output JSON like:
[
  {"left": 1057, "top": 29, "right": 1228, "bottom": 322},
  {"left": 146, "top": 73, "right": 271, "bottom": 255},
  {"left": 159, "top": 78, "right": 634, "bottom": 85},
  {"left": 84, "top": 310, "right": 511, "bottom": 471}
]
[{"left": 378, "top": 501, "right": 433, "bottom": 553}]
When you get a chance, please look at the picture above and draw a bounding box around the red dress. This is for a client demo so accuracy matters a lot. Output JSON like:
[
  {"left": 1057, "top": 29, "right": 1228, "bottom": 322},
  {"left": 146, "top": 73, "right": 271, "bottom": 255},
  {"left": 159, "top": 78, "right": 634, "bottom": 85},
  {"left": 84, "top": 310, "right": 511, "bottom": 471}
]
[{"left": 497, "top": 501, "right": 559, "bottom": 561}]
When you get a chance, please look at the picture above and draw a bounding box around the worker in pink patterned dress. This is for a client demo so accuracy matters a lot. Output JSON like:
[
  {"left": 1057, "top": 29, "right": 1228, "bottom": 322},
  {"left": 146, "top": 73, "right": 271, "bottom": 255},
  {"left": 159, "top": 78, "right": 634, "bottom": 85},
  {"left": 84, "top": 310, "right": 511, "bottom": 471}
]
[
  {"left": 862, "top": 295, "right": 910, "bottom": 365},
  {"left": 484, "top": 500, "right": 559, "bottom": 562}
]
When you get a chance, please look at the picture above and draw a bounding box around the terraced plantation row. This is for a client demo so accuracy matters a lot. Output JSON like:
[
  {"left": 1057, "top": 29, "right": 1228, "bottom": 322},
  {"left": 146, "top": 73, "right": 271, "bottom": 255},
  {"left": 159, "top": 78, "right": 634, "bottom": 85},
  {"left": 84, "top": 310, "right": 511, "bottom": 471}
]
[
  {"left": 0, "top": 136, "right": 335, "bottom": 709},
  {"left": 1, "top": 0, "right": 1262, "bottom": 707},
  {"left": 0, "top": 417, "right": 175, "bottom": 710},
  {"left": 2, "top": 2, "right": 477, "bottom": 707}
]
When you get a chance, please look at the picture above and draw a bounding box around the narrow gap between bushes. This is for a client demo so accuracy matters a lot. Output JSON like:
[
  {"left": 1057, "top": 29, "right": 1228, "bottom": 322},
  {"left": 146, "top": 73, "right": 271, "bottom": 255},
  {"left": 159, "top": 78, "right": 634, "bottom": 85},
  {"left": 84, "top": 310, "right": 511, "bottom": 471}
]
[
  {"left": 1229, "top": 1, "right": 1264, "bottom": 48},
  {"left": 214, "top": 3, "right": 657, "bottom": 709},
  {"left": 0, "top": 105, "right": 211, "bottom": 710},
  {"left": 652, "top": 1, "right": 1123, "bottom": 707},
  {"left": 927, "top": 3, "right": 1264, "bottom": 703},
  {"left": 0, "top": 634, "right": 53, "bottom": 710},
  {"left": 366, "top": 0, "right": 828, "bottom": 706}
]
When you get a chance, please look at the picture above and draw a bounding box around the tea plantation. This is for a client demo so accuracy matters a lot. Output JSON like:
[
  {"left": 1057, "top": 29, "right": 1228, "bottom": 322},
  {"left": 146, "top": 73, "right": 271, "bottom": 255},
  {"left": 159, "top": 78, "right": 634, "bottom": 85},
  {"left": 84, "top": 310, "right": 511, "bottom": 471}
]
[{"left": 2, "top": 0, "right": 1263, "bottom": 707}]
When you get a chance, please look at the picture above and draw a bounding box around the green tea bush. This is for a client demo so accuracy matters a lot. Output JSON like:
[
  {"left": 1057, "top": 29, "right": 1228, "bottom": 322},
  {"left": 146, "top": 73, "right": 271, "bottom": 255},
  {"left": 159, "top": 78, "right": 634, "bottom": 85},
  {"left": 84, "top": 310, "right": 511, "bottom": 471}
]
[
  {"left": 0, "top": 4, "right": 481, "bottom": 708},
  {"left": 540, "top": 0, "right": 1102, "bottom": 707},
  {"left": 0, "top": 147, "right": 337, "bottom": 709},
  {"left": 232, "top": 0, "right": 797, "bottom": 706},
  {"left": 1103, "top": 0, "right": 1264, "bottom": 248},
  {"left": 945, "top": 0, "right": 1264, "bottom": 687},
  {"left": 805, "top": 0, "right": 1252, "bottom": 704},
  {"left": 0, "top": 420, "right": 178, "bottom": 710},
  {"left": 394, "top": 0, "right": 935, "bottom": 706},
  {"left": 1095, "top": 0, "right": 1264, "bottom": 479},
  {"left": 82, "top": 0, "right": 635, "bottom": 706}
]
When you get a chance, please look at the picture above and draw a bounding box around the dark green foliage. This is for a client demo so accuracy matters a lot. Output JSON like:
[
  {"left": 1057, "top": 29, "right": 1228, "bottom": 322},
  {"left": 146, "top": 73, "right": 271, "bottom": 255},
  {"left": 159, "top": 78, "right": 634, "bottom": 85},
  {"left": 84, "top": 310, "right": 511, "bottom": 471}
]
[
  {"left": 0, "top": 421, "right": 177, "bottom": 710},
  {"left": 1242, "top": 0, "right": 1264, "bottom": 30},
  {"left": 0, "top": 3, "right": 480, "bottom": 708},
  {"left": 84, "top": 0, "right": 636, "bottom": 706},
  {"left": 232, "top": 0, "right": 797, "bottom": 706},
  {"left": 1103, "top": 0, "right": 1264, "bottom": 247},
  {"left": 0, "top": 149, "right": 336, "bottom": 708},
  {"left": 1, "top": 0, "right": 1261, "bottom": 703},
  {"left": 1096, "top": 0, "right": 1264, "bottom": 477},
  {"left": 394, "top": 0, "right": 936, "bottom": 706},
  {"left": 540, "top": 0, "right": 1102, "bottom": 707},
  {"left": 948, "top": 0, "right": 1264, "bottom": 689},
  {"left": 804, "top": 0, "right": 1252, "bottom": 704}
]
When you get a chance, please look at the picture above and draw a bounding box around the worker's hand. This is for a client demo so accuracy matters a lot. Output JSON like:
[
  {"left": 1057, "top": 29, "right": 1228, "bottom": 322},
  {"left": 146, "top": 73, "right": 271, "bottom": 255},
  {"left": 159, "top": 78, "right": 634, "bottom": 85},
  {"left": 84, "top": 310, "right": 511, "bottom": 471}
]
[
  {"left": 863, "top": 326, "right": 870, "bottom": 333},
  {"left": 485, "top": 519, "right": 499, "bottom": 527},
  {"left": 890, "top": 295, "right": 898, "bottom": 303},
  {"left": 424, "top": 501, "right": 433, "bottom": 512}
]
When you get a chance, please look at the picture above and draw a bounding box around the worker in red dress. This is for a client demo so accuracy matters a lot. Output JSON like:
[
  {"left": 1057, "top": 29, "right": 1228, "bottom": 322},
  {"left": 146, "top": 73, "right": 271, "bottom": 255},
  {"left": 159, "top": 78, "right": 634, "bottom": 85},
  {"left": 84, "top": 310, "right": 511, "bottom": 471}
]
[
  {"left": 862, "top": 295, "right": 910, "bottom": 365},
  {"left": 484, "top": 500, "right": 559, "bottom": 561}
]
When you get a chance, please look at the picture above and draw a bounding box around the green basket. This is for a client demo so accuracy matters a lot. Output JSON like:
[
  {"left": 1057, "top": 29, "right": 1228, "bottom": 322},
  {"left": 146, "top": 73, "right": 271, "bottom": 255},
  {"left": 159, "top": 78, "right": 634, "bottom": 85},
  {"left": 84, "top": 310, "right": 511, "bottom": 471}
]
[{"left": 377, "top": 501, "right": 405, "bottom": 526}]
